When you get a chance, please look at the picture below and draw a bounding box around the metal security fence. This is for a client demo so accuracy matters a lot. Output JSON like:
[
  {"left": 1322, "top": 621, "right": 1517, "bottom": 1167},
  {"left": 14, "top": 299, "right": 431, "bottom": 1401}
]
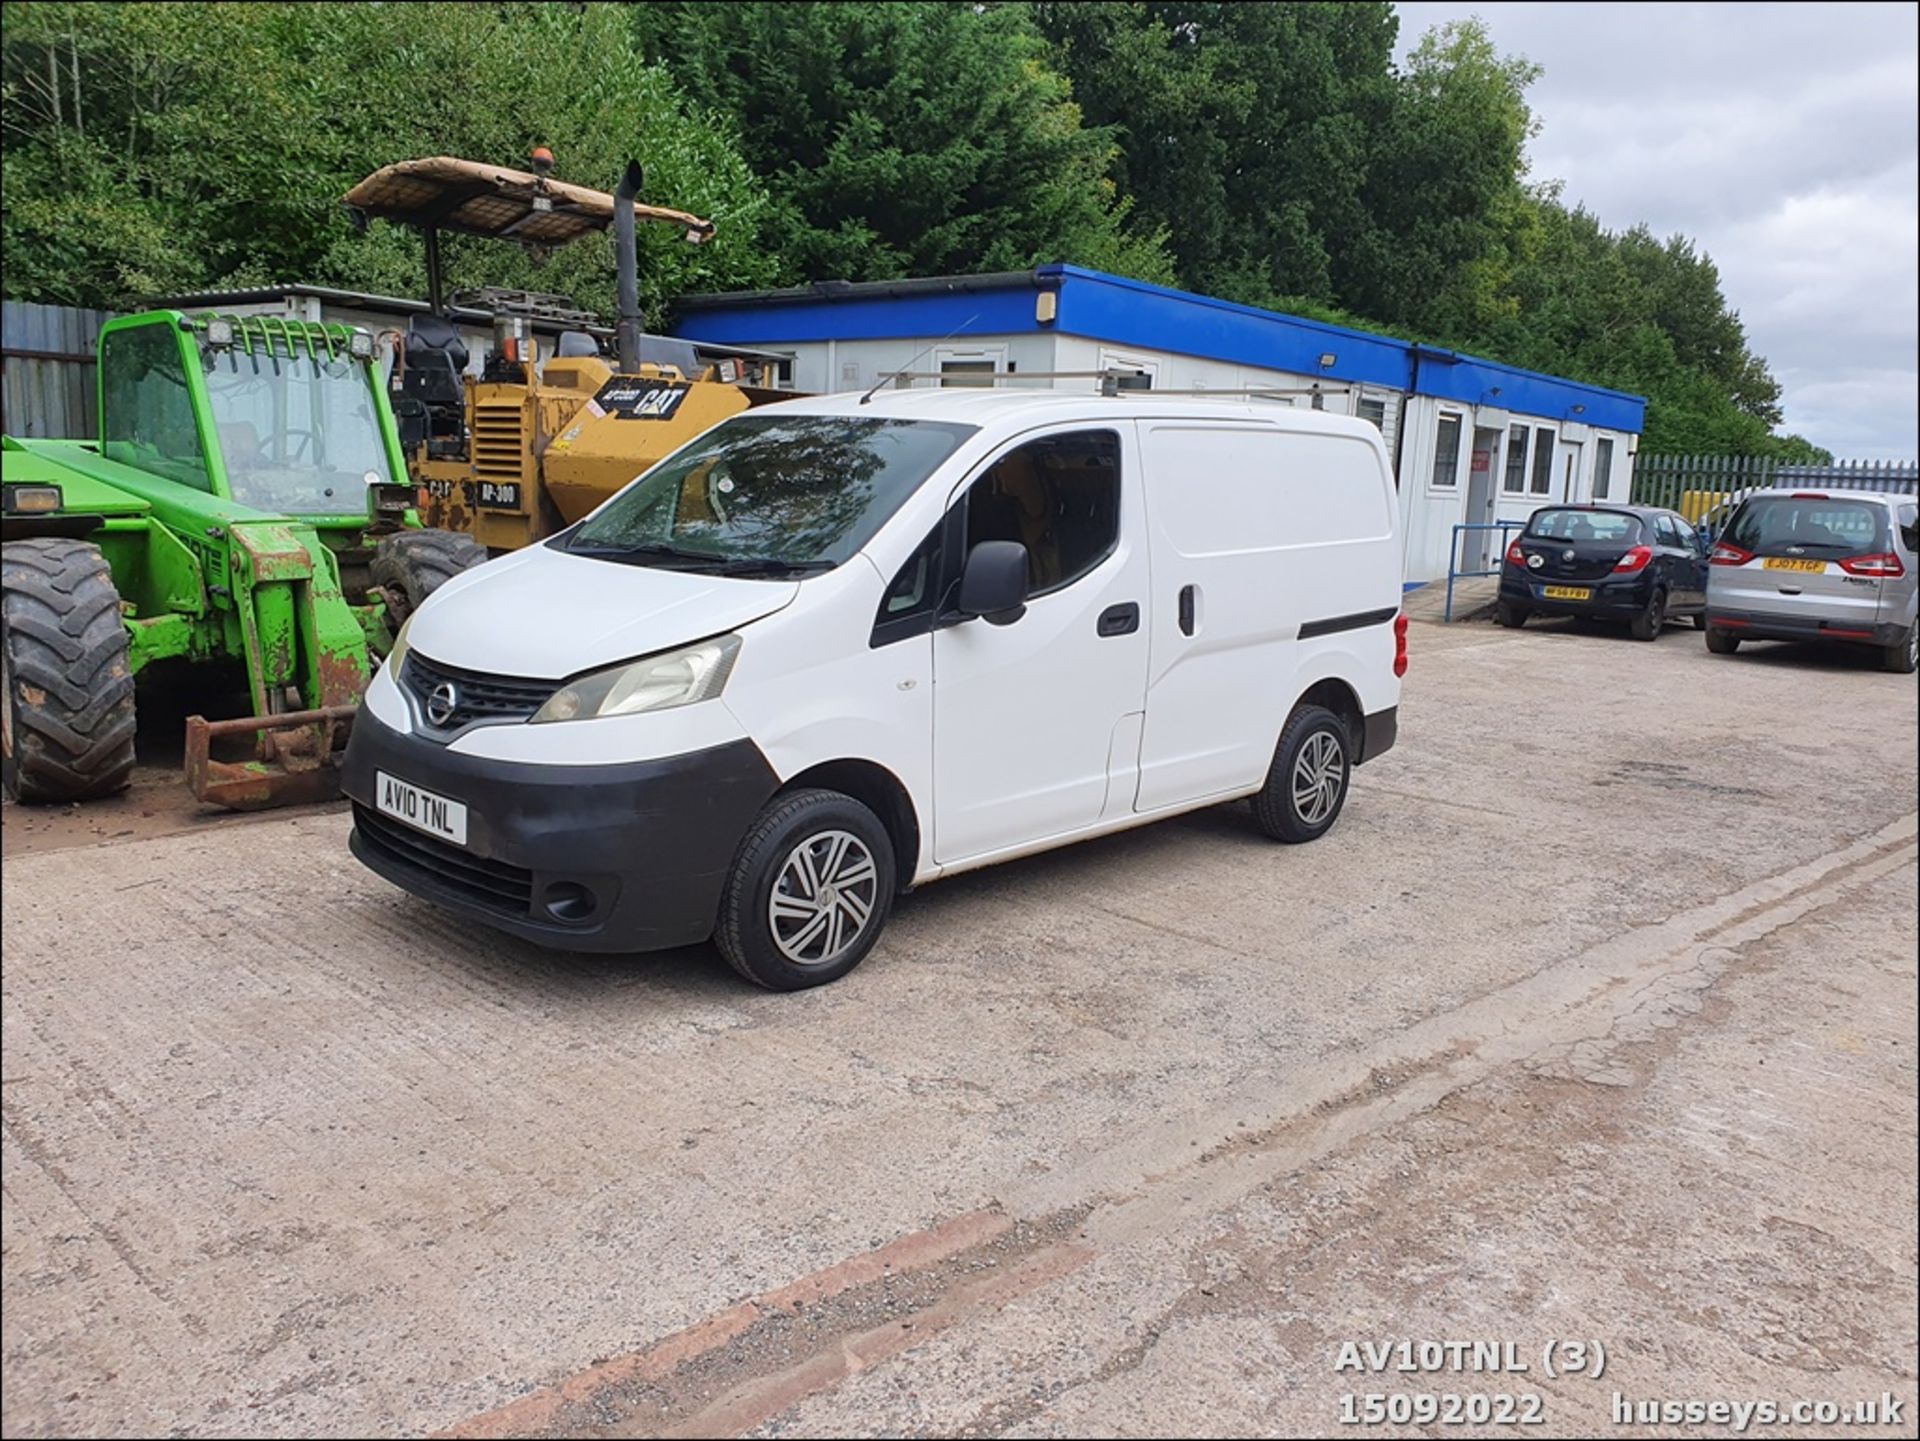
[
  {"left": 2, "top": 299, "right": 121, "bottom": 439},
  {"left": 1631, "top": 453, "right": 1919, "bottom": 529}
]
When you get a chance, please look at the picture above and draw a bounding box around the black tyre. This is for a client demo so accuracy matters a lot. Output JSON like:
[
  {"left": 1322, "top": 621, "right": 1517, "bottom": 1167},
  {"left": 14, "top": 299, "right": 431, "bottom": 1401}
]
[
  {"left": 1704, "top": 626, "right": 1741, "bottom": 655},
  {"left": 715, "top": 788, "right": 897, "bottom": 991},
  {"left": 2, "top": 539, "right": 136, "bottom": 803},
  {"left": 371, "top": 529, "right": 487, "bottom": 628},
  {"left": 1251, "top": 703, "right": 1351, "bottom": 844},
  {"left": 1884, "top": 625, "right": 1919, "bottom": 675},
  {"left": 1496, "top": 600, "right": 1528, "bottom": 628},
  {"left": 1629, "top": 586, "right": 1667, "bottom": 641}
]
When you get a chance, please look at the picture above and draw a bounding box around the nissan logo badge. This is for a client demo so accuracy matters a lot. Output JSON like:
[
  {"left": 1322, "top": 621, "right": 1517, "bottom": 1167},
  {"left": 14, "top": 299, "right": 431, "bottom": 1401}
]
[{"left": 426, "top": 681, "right": 459, "bottom": 727}]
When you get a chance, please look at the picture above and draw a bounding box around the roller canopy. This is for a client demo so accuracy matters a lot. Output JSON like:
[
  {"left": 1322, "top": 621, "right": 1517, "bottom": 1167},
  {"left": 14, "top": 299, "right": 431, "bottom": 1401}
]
[{"left": 343, "top": 156, "right": 715, "bottom": 248}]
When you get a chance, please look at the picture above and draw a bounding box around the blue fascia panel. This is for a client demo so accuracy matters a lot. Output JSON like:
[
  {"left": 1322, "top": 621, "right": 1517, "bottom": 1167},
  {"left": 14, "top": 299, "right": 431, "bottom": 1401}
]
[
  {"left": 672, "top": 284, "right": 1043, "bottom": 346},
  {"left": 1414, "top": 349, "right": 1646, "bottom": 433},
  {"left": 1045, "top": 264, "right": 1413, "bottom": 391}
]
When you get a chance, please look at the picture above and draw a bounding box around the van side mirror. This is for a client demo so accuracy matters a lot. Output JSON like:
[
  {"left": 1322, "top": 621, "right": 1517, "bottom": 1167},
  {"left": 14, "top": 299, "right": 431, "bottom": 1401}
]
[{"left": 956, "top": 540, "right": 1029, "bottom": 626}]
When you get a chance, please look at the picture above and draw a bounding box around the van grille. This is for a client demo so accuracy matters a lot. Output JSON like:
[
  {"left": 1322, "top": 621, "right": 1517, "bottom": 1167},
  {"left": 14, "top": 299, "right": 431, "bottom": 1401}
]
[
  {"left": 354, "top": 803, "right": 533, "bottom": 916},
  {"left": 401, "top": 651, "right": 555, "bottom": 731}
]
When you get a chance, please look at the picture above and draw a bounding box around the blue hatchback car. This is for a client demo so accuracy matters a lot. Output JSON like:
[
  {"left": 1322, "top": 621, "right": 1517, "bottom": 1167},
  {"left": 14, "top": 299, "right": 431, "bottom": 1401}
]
[{"left": 1498, "top": 504, "right": 1709, "bottom": 640}]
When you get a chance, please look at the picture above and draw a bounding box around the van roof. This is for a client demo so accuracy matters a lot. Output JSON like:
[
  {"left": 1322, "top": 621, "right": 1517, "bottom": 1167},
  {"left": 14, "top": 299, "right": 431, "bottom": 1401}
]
[{"left": 752, "top": 386, "right": 1386, "bottom": 438}]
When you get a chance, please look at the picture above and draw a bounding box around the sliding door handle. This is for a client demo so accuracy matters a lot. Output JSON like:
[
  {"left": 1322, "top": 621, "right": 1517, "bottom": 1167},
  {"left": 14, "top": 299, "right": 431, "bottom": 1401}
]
[{"left": 1177, "top": 584, "right": 1197, "bottom": 636}]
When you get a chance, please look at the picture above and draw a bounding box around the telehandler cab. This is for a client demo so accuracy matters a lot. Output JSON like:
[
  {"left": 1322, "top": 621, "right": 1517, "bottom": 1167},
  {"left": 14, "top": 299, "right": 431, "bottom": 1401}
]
[{"left": 1, "top": 310, "right": 484, "bottom": 808}]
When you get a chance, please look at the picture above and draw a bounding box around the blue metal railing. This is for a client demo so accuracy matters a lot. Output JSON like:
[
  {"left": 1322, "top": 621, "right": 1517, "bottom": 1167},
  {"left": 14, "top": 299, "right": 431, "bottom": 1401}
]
[{"left": 1445, "top": 520, "right": 1530, "bottom": 622}]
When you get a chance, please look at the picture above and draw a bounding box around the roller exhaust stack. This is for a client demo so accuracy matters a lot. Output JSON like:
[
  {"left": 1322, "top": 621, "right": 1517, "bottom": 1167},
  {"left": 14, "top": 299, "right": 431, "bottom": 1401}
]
[{"left": 615, "top": 160, "right": 644, "bottom": 374}]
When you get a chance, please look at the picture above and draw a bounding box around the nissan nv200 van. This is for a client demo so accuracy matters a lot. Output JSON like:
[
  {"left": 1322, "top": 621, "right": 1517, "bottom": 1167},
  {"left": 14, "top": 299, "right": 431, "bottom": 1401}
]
[
  {"left": 343, "top": 392, "right": 1407, "bottom": 989},
  {"left": 1705, "top": 489, "right": 1919, "bottom": 673}
]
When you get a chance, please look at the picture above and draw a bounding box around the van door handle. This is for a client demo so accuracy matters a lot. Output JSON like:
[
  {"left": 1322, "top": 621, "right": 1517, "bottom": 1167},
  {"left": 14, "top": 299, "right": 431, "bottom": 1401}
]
[
  {"left": 1178, "top": 585, "right": 1197, "bottom": 636},
  {"left": 1097, "top": 602, "right": 1139, "bottom": 637}
]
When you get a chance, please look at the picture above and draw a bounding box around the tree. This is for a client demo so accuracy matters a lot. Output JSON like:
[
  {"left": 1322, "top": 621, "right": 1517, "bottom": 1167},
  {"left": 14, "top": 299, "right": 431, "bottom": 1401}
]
[
  {"left": 1035, "top": 1, "right": 1399, "bottom": 310},
  {"left": 1, "top": 2, "right": 776, "bottom": 324},
  {"left": 632, "top": 1, "right": 1172, "bottom": 286}
]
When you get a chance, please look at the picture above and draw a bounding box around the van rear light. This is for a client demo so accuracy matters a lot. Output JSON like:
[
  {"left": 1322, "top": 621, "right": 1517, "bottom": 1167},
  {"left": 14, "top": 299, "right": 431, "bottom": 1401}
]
[
  {"left": 1612, "top": 545, "right": 1652, "bottom": 573},
  {"left": 1790, "top": 491, "right": 1829, "bottom": 499},
  {"left": 1710, "top": 541, "right": 1752, "bottom": 565},
  {"left": 1838, "top": 552, "right": 1904, "bottom": 577},
  {"left": 1505, "top": 540, "right": 1526, "bottom": 566},
  {"left": 1393, "top": 612, "right": 1409, "bottom": 678}
]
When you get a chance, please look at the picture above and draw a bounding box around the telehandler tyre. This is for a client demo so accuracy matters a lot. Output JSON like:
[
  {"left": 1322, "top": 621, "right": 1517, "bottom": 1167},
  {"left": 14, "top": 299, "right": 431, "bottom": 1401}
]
[
  {"left": 1, "top": 538, "right": 137, "bottom": 803},
  {"left": 371, "top": 530, "right": 487, "bottom": 628}
]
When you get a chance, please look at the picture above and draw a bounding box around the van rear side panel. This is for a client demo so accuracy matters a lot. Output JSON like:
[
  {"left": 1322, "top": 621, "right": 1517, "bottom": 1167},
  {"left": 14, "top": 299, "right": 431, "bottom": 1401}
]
[{"left": 1133, "top": 420, "right": 1401, "bottom": 811}]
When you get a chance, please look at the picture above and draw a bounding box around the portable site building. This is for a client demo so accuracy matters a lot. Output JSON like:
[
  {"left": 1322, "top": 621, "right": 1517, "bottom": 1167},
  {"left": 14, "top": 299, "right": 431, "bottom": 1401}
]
[{"left": 671, "top": 264, "right": 1648, "bottom": 584}]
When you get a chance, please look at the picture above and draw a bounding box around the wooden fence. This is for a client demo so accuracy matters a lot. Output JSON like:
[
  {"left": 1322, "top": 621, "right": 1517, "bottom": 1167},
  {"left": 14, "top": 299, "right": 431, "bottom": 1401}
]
[{"left": 1630, "top": 453, "right": 1918, "bottom": 524}]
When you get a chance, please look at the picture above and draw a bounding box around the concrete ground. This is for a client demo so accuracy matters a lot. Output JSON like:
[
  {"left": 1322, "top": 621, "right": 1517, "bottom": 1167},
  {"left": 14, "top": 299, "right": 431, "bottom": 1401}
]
[{"left": 3, "top": 615, "right": 1915, "bottom": 1438}]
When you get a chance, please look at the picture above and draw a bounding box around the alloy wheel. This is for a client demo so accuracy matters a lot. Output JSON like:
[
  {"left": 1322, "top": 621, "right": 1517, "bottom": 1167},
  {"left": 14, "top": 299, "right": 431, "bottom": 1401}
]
[
  {"left": 768, "top": 829, "right": 880, "bottom": 967},
  {"left": 1291, "top": 730, "right": 1345, "bottom": 826}
]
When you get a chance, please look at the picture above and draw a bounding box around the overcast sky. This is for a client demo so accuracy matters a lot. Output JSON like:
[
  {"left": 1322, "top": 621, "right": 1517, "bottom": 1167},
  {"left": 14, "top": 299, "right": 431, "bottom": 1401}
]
[{"left": 1392, "top": 1, "right": 1919, "bottom": 459}]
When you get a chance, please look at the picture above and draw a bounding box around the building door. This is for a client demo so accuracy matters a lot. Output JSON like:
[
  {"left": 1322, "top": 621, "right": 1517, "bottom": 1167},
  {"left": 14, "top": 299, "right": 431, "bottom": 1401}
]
[
  {"left": 1560, "top": 440, "right": 1585, "bottom": 503},
  {"left": 1467, "top": 427, "right": 1502, "bottom": 568}
]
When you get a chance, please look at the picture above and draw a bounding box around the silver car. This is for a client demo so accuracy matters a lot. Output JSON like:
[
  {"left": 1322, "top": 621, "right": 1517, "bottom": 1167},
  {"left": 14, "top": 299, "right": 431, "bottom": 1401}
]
[{"left": 1705, "top": 490, "right": 1919, "bottom": 673}]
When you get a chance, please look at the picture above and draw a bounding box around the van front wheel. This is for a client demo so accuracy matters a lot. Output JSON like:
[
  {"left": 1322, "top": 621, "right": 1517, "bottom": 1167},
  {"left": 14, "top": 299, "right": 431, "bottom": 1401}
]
[
  {"left": 1252, "top": 704, "right": 1351, "bottom": 844},
  {"left": 715, "top": 787, "right": 897, "bottom": 990}
]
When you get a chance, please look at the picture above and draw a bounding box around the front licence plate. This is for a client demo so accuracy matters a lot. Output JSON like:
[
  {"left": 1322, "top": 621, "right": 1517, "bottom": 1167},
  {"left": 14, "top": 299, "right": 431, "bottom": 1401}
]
[
  {"left": 1764, "top": 557, "right": 1826, "bottom": 573},
  {"left": 376, "top": 771, "right": 468, "bottom": 846},
  {"left": 1542, "top": 585, "right": 1592, "bottom": 600}
]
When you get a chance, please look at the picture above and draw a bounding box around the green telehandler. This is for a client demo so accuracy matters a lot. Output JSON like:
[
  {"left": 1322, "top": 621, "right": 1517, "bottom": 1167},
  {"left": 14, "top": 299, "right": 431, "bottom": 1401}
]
[{"left": 1, "top": 310, "right": 485, "bottom": 809}]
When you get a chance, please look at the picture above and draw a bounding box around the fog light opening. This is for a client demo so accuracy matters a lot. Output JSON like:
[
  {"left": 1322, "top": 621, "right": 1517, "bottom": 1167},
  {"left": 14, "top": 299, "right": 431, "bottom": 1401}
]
[{"left": 541, "top": 881, "right": 597, "bottom": 923}]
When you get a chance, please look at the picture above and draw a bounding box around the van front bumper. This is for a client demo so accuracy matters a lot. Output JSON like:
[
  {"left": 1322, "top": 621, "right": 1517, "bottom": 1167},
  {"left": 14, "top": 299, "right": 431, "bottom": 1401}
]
[
  {"left": 341, "top": 711, "right": 780, "bottom": 953},
  {"left": 1705, "top": 608, "right": 1907, "bottom": 646}
]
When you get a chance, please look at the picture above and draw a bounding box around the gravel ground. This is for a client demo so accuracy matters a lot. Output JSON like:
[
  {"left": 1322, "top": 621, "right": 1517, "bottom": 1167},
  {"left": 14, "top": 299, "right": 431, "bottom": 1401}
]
[{"left": 3, "top": 615, "right": 1914, "bottom": 1438}]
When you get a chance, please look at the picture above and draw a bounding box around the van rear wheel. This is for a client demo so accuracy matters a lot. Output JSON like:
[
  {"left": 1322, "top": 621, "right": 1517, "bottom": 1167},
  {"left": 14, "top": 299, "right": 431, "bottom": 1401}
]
[
  {"left": 715, "top": 787, "right": 897, "bottom": 990},
  {"left": 1704, "top": 626, "right": 1741, "bottom": 655},
  {"left": 1252, "top": 704, "right": 1351, "bottom": 844}
]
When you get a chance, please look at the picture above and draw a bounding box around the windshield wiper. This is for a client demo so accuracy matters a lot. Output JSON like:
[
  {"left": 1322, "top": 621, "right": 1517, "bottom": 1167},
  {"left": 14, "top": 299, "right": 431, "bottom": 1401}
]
[
  {"left": 705, "top": 556, "right": 835, "bottom": 577},
  {"left": 567, "top": 539, "right": 723, "bottom": 568},
  {"left": 568, "top": 539, "right": 831, "bottom": 577}
]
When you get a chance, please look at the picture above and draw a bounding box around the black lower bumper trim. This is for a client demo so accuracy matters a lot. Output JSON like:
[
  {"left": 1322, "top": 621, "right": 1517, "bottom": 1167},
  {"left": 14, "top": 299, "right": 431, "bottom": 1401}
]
[
  {"left": 1360, "top": 707, "right": 1397, "bottom": 764},
  {"left": 342, "top": 714, "right": 781, "bottom": 953}
]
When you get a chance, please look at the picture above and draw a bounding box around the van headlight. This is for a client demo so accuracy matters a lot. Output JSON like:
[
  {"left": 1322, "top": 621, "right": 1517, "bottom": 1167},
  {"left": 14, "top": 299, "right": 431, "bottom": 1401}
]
[
  {"left": 385, "top": 613, "right": 414, "bottom": 676},
  {"left": 533, "top": 635, "right": 742, "bottom": 723}
]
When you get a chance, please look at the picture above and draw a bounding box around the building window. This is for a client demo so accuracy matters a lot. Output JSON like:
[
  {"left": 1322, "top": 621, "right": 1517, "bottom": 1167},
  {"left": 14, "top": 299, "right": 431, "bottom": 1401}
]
[
  {"left": 940, "top": 360, "right": 997, "bottom": 388},
  {"left": 1593, "top": 436, "right": 1615, "bottom": 499},
  {"left": 1529, "top": 426, "right": 1555, "bottom": 495},
  {"left": 1357, "top": 397, "right": 1387, "bottom": 432},
  {"left": 1431, "top": 414, "right": 1462, "bottom": 489},
  {"left": 1503, "top": 424, "right": 1529, "bottom": 493}
]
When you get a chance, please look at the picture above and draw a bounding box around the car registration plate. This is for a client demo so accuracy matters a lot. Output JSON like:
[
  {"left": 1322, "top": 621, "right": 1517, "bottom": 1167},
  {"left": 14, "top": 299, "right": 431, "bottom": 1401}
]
[
  {"left": 375, "top": 771, "right": 468, "bottom": 846},
  {"left": 1763, "top": 557, "right": 1825, "bottom": 573},
  {"left": 1542, "top": 585, "right": 1592, "bottom": 600}
]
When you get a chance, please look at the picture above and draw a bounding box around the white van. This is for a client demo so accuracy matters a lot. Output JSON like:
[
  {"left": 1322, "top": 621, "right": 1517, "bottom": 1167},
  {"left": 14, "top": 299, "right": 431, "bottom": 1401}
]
[{"left": 343, "top": 392, "right": 1407, "bottom": 989}]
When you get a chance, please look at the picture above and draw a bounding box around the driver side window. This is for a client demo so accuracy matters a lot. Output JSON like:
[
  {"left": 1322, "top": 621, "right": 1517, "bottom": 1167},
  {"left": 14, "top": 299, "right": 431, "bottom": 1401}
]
[{"left": 960, "top": 430, "right": 1121, "bottom": 598}]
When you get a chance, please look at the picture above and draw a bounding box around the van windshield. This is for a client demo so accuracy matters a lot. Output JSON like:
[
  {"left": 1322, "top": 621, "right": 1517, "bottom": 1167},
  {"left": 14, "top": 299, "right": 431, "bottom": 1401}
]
[
  {"left": 568, "top": 413, "right": 975, "bottom": 575},
  {"left": 1725, "top": 497, "right": 1889, "bottom": 557}
]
